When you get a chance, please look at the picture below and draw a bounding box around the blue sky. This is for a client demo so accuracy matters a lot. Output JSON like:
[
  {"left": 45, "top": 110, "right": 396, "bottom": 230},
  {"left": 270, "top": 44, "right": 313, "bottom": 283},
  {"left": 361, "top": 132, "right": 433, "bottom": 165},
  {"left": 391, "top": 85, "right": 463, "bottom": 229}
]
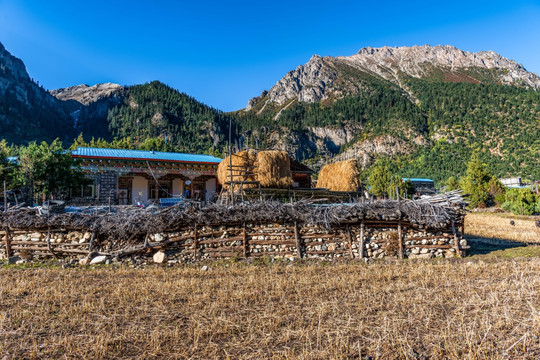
[{"left": 1, "top": 0, "right": 539, "bottom": 111}]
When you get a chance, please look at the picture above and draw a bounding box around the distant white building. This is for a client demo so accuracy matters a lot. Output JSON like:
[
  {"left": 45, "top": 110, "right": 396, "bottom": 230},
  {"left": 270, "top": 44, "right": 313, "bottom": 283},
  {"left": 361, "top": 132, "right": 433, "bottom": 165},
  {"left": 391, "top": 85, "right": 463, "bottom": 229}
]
[{"left": 500, "top": 177, "right": 522, "bottom": 187}]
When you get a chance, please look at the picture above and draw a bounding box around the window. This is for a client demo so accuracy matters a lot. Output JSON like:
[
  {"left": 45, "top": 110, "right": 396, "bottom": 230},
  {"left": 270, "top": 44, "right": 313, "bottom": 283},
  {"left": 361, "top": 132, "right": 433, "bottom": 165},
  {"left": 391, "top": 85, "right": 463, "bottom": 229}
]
[{"left": 71, "top": 184, "right": 95, "bottom": 198}]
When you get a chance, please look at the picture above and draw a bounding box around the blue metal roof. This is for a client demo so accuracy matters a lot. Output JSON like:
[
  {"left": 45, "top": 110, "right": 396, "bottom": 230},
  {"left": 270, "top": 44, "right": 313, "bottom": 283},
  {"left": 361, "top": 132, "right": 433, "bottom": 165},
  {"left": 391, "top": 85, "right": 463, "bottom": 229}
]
[
  {"left": 402, "top": 178, "right": 435, "bottom": 182},
  {"left": 71, "top": 147, "right": 222, "bottom": 164}
]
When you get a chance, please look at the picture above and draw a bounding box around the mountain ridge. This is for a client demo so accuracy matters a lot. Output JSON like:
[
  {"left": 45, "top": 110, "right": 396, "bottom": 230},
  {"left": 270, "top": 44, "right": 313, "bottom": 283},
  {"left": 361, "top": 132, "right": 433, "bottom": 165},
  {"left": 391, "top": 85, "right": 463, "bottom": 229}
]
[{"left": 245, "top": 44, "right": 540, "bottom": 111}]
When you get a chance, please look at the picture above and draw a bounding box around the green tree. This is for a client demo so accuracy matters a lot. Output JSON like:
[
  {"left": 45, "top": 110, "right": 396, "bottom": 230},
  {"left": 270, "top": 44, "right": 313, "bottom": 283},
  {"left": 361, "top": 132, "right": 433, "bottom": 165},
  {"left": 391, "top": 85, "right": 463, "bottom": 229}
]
[
  {"left": 444, "top": 176, "right": 460, "bottom": 191},
  {"left": 459, "top": 153, "right": 493, "bottom": 208},
  {"left": 0, "top": 139, "right": 17, "bottom": 190},
  {"left": 367, "top": 161, "right": 404, "bottom": 198},
  {"left": 17, "top": 140, "right": 86, "bottom": 203},
  {"left": 501, "top": 188, "right": 538, "bottom": 215}
]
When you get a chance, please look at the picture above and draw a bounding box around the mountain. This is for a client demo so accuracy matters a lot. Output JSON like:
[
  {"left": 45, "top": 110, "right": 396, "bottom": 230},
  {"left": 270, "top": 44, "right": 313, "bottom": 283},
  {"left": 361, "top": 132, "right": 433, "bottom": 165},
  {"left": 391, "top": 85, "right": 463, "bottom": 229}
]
[
  {"left": 245, "top": 45, "right": 540, "bottom": 111},
  {"left": 238, "top": 45, "right": 540, "bottom": 181},
  {"left": 0, "top": 42, "right": 74, "bottom": 144},
  {"left": 1, "top": 41, "right": 538, "bottom": 182}
]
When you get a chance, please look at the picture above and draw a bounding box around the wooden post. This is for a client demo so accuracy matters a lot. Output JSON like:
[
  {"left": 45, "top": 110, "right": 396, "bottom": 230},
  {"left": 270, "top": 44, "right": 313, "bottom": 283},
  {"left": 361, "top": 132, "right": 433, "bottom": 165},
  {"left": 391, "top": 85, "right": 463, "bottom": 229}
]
[
  {"left": 193, "top": 224, "right": 198, "bottom": 257},
  {"left": 89, "top": 232, "right": 96, "bottom": 252},
  {"left": 294, "top": 222, "right": 302, "bottom": 258},
  {"left": 451, "top": 219, "right": 461, "bottom": 257},
  {"left": 397, "top": 195, "right": 404, "bottom": 259},
  {"left": 359, "top": 219, "right": 365, "bottom": 260},
  {"left": 346, "top": 226, "right": 354, "bottom": 258},
  {"left": 4, "top": 228, "right": 11, "bottom": 257},
  {"left": 45, "top": 227, "right": 57, "bottom": 258},
  {"left": 144, "top": 233, "right": 149, "bottom": 247},
  {"left": 398, "top": 222, "right": 404, "bottom": 259},
  {"left": 242, "top": 222, "right": 248, "bottom": 258}
]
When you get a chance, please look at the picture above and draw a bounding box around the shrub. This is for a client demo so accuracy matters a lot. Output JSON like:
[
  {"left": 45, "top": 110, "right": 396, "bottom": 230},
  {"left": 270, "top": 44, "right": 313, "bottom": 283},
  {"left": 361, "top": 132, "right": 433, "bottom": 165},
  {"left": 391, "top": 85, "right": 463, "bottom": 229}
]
[{"left": 500, "top": 188, "right": 539, "bottom": 216}]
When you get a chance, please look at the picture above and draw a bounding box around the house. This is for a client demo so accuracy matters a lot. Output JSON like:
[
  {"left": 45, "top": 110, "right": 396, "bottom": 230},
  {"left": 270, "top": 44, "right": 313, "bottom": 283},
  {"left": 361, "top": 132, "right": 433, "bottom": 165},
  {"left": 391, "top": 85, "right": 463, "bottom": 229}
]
[
  {"left": 500, "top": 177, "right": 523, "bottom": 188},
  {"left": 70, "top": 147, "right": 222, "bottom": 205},
  {"left": 402, "top": 178, "right": 435, "bottom": 195},
  {"left": 290, "top": 158, "right": 314, "bottom": 188}
]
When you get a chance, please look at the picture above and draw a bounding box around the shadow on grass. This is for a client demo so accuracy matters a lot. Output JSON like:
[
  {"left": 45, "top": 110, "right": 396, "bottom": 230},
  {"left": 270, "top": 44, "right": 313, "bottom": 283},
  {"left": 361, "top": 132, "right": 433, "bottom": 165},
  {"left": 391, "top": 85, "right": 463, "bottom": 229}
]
[{"left": 466, "top": 235, "right": 540, "bottom": 258}]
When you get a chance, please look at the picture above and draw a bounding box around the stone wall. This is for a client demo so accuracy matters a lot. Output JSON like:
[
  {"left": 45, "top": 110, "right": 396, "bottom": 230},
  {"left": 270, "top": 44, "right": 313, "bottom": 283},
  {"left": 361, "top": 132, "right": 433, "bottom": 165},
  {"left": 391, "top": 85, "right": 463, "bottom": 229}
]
[
  {"left": 97, "top": 171, "right": 117, "bottom": 202},
  {"left": 1, "top": 221, "right": 467, "bottom": 263}
]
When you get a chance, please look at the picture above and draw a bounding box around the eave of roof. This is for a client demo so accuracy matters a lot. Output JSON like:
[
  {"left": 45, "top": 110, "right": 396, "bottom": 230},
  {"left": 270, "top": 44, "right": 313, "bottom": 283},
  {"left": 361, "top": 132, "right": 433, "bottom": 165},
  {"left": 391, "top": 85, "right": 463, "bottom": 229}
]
[{"left": 70, "top": 147, "right": 222, "bottom": 165}]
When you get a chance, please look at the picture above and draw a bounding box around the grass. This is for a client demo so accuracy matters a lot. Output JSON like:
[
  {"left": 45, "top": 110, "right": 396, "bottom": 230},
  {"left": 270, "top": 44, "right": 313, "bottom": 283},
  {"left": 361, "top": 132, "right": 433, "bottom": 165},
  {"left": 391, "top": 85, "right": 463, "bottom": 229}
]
[
  {"left": 465, "top": 212, "right": 540, "bottom": 244},
  {"left": 1, "top": 212, "right": 539, "bottom": 359}
]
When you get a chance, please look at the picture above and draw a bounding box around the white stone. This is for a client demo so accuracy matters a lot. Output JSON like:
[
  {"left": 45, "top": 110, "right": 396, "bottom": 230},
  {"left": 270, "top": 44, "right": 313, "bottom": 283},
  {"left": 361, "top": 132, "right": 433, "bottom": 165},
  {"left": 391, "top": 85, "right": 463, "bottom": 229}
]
[
  {"left": 153, "top": 251, "right": 167, "bottom": 263},
  {"left": 79, "top": 258, "right": 89, "bottom": 265},
  {"left": 201, "top": 265, "right": 208, "bottom": 271},
  {"left": 460, "top": 239, "right": 468, "bottom": 246},
  {"left": 154, "top": 233, "right": 165, "bottom": 242},
  {"left": 89, "top": 255, "right": 108, "bottom": 265},
  {"left": 420, "top": 248, "right": 430, "bottom": 254}
]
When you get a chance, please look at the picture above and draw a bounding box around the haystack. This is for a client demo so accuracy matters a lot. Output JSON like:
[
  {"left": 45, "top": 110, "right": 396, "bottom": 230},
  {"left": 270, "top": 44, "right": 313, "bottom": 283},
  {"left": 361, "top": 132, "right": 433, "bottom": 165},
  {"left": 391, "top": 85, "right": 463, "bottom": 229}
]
[
  {"left": 255, "top": 150, "right": 293, "bottom": 188},
  {"left": 217, "top": 150, "right": 294, "bottom": 189},
  {"left": 317, "top": 159, "right": 360, "bottom": 192},
  {"left": 217, "top": 150, "right": 257, "bottom": 189}
]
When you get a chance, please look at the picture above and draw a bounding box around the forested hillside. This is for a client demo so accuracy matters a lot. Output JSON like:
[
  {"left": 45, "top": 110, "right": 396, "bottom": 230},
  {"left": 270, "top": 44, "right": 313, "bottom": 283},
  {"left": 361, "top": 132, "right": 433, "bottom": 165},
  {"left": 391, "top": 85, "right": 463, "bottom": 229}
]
[
  {"left": 399, "top": 79, "right": 540, "bottom": 181},
  {"left": 93, "top": 81, "right": 232, "bottom": 155}
]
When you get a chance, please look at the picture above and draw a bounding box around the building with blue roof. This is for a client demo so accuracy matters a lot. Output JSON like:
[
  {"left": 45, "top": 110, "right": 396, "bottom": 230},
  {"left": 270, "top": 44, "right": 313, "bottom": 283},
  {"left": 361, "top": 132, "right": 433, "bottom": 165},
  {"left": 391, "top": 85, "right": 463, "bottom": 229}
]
[
  {"left": 402, "top": 178, "right": 436, "bottom": 195},
  {"left": 70, "top": 147, "right": 222, "bottom": 205}
]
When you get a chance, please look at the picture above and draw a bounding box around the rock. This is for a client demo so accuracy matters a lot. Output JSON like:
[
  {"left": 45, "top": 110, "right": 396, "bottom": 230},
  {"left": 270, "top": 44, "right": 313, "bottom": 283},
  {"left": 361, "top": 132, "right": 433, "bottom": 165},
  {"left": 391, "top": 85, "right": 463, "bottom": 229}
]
[
  {"left": 8, "top": 256, "right": 21, "bottom": 264},
  {"left": 201, "top": 265, "right": 208, "bottom": 271},
  {"left": 153, "top": 251, "right": 167, "bottom": 264},
  {"left": 420, "top": 248, "right": 430, "bottom": 254},
  {"left": 79, "top": 258, "right": 89, "bottom": 265},
  {"left": 460, "top": 239, "right": 468, "bottom": 246},
  {"left": 15, "top": 259, "right": 27, "bottom": 264},
  {"left": 154, "top": 233, "right": 166, "bottom": 242},
  {"left": 83, "top": 232, "right": 92, "bottom": 241},
  {"left": 89, "top": 255, "right": 108, "bottom": 265}
]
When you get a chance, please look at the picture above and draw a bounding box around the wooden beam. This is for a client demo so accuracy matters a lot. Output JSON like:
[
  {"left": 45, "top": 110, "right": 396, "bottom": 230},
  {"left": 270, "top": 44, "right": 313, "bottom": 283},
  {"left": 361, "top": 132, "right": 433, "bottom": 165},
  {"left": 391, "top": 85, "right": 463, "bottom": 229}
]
[
  {"left": 4, "top": 228, "right": 11, "bottom": 258},
  {"left": 398, "top": 222, "right": 404, "bottom": 260},
  {"left": 193, "top": 225, "right": 198, "bottom": 258},
  {"left": 242, "top": 222, "right": 248, "bottom": 258},
  {"left": 294, "top": 222, "right": 302, "bottom": 258},
  {"left": 358, "top": 219, "right": 365, "bottom": 260},
  {"left": 451, "top": 219, "right": 461, "bottom": 257},
  {"left": 346, "top": 226, "right": 354, "bottom": 259}
]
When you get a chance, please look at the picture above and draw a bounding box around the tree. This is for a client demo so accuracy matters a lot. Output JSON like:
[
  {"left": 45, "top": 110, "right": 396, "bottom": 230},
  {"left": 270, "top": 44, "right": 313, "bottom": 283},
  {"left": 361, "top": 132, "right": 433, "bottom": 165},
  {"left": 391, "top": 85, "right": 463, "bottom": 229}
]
[
  {"left": 501, "top": 188, "right": 539, "bottom": 215},
  {"left": 17, "top": 140, "right": 86, "bottom": 203},
  {"left": 0, "top": 139, "right": 17, "bottom": 190},
  {"left": 444, "top": 176, "right": 460, "bottom": 191},
  {"left": 459, "top": 153, "right": 493, "bottom": 208},
  {"left": 367, "top": 160, "right": 405, "bottom": 198}
]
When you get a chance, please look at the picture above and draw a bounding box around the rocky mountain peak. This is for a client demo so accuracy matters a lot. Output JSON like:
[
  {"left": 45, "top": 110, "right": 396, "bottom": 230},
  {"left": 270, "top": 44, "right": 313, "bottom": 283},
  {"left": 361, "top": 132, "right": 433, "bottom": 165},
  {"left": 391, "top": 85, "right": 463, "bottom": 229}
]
[
  {"left": 246, "top": 44, "right": 540, "bottom": 110},
  {"left": 0, "top": 42, "right": 30, "bottom": 81},
  {"left": 50, "top": 82, "right": 124, "bottom": 105}
]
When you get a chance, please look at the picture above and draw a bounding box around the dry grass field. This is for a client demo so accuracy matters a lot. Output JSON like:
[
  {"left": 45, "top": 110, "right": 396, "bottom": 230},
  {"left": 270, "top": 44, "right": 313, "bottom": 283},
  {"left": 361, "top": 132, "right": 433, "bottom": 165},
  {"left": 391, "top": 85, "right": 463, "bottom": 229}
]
[
  {"left": 1, "top": 212, "right": 539, "bottom": 359},
  {"left": 465, "top": 212, "right": 540, "bottom": 244}
]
